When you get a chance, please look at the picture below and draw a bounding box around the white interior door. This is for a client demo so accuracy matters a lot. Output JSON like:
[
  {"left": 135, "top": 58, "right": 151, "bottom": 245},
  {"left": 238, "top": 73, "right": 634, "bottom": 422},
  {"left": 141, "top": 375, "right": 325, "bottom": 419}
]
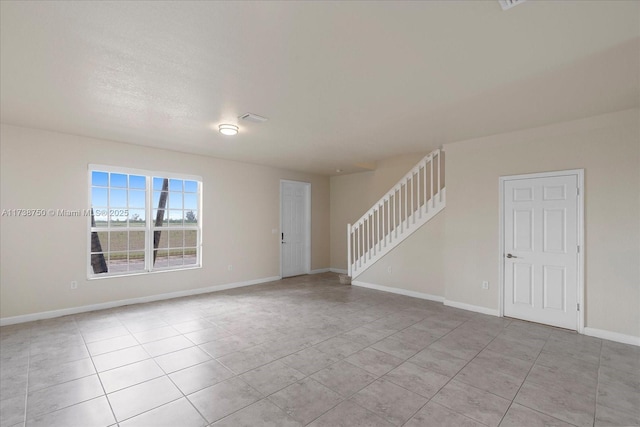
[
  {"left": 503, "top": 172, "right": 581, "bottom": 330},
  {"left": 281, "top": 180, "right": 310, "bottom": 278}
]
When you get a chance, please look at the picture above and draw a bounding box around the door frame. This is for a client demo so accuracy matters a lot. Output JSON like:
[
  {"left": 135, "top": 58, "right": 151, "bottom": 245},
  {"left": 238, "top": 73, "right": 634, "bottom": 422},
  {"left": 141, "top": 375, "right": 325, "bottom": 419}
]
[
  {"left": 498, "top": 169, "right": 585, "bottom": 333},
  {"left": 280, "top": 179, "right": 311, "bottom": 278}
]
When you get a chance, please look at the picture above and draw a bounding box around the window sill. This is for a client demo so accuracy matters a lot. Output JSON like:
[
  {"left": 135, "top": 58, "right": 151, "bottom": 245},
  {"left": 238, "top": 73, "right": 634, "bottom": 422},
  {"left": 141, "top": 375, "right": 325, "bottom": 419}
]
[{"left": 87, "top": 264, "right": 202, "bottom": 281}]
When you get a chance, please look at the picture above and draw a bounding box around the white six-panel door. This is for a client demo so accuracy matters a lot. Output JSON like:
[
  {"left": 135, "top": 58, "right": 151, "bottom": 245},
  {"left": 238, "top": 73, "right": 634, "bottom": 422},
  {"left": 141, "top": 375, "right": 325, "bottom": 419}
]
[
  {"left": 503, "top": 172, "right": 581, "bottom": 330},
  {"left": 281, "top": 180, "right": 310, "bottom": 278}
]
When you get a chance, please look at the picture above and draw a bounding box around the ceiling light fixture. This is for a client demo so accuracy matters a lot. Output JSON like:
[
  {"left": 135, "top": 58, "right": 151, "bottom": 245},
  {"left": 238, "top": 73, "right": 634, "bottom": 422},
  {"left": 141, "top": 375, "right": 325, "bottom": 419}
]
[{"left": 219, "top": 124, "right": 239, "bottom": 136}]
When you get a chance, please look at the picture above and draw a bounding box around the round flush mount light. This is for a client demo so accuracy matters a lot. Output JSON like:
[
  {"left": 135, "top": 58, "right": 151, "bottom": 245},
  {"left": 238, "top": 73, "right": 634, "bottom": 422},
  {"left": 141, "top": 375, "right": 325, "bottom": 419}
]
[{"left": 219, "top": 124, "right": 239, "bottom": 136}]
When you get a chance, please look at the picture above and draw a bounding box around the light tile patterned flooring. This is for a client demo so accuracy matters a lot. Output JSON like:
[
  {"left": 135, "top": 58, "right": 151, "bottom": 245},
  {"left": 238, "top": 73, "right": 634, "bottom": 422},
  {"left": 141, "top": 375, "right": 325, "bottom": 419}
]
[{"left": 1, "top": 273, "right": 639, "bottom": 427}]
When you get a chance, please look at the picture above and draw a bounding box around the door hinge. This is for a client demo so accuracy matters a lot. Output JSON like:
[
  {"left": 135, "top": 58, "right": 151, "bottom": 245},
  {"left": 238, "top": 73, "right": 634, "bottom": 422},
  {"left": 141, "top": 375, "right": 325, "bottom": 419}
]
[
  {"left": 576, "top": 187, "right": 580, "bottom": 196},
  {"left": 577, "top": 245, "right": 580, "bottom": 253},
  {"left": 577, "top": 303, "right": 580, "bottom": 311}
]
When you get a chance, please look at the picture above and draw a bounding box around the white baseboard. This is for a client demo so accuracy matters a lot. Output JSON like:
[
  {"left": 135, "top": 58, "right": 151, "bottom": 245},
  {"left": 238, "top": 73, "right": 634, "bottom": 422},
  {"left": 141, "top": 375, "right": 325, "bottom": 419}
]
[
  {"left": 352, "top": 280, "right": 444, "bottom": 303},
  {"left": 0, "top": 276, "right": 281, "bottom": 327},
  {"left": 584, "top": 327, "right": 640, "bottom": 347},
  {"left": 311, "top": 268, "right": 347, "bottom": 275},
  {"left": 443, "top": 299, "right": 500, "bottom": 317}
]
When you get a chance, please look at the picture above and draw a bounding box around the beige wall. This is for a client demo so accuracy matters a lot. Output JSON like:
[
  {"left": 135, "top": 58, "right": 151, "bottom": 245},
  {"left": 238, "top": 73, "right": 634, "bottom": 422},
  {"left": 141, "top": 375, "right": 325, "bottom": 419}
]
[
  {"left": 0, "top": 125, "right": 330, "bottom": 319},
  {"left": 443, "top": 109, "right": 639, "bottom": 337},
  {"left": 357, "top": 212, "right": 445, "bottom": 298},
  {"left": 329, "top": 153, "right": 427, "bottom": 270}
]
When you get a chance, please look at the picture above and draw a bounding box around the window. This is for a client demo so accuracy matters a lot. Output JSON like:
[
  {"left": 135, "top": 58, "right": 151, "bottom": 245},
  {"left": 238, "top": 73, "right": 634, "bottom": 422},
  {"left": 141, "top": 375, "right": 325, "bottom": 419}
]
[{"left": 89, "top": 165, "right": 201, "bottom": 278}]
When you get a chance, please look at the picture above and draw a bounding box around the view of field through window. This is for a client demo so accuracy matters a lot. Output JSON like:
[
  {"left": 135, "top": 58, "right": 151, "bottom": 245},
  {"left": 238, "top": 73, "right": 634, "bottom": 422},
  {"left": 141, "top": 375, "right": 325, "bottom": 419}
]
[{"left": 90, "top": 169, "right": 200, "bottom": 276}]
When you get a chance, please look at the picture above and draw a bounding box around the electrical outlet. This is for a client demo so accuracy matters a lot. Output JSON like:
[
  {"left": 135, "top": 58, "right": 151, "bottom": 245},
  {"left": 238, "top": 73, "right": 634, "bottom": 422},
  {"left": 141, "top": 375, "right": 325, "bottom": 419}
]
[
  {"left": 482, "top": 280, "right": 489, "bottom": 290},
  {"left": 70, "top": 281, "right": 78, "bottom": 290},
  {"left": 387, "top": 266, "right": 392, "bottom": 274},
  {"left": 227, "top": 265, "right": 233, "bottom": 272}
]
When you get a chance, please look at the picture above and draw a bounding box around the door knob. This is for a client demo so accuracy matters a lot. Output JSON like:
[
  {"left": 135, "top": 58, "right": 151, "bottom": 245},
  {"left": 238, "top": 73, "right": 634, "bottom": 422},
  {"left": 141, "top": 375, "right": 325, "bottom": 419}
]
[{"left": 506, "top": 253, "right": 518, "bottom": 258}]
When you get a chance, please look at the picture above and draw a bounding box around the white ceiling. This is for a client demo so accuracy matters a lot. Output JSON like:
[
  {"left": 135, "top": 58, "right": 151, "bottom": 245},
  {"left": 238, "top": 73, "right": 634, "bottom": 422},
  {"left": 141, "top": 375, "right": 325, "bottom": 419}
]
[{"left": 1, "top": 1, "right": 638, "bottom": 175}]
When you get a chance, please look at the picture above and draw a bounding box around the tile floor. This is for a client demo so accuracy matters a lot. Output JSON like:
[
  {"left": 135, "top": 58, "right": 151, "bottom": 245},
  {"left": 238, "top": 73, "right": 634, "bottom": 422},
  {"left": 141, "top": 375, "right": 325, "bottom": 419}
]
[{"left": 1, "top": 273, "right": 639, "bottom": 427}]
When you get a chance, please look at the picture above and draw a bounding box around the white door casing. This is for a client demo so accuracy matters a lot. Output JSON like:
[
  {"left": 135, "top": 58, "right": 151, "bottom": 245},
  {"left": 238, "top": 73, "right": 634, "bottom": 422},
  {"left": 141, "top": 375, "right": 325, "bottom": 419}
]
[
  {"left": 500, "top": 170, "right": 584, "bottom": 331},
  {"left": 281, "top": 180, "right": 311, "bottom": 278}
]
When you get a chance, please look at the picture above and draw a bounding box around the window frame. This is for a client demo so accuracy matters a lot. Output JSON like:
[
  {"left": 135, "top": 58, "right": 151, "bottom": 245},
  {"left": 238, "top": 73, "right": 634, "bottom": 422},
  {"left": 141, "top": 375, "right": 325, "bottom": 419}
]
[{"left": 87, "top": 164, "right": 203, "bottom": 279}]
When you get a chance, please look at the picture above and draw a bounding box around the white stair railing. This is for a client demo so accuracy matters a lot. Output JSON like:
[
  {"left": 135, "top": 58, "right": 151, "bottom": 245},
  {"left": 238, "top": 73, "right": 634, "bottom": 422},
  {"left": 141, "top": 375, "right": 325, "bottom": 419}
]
[{"left": 348, "top": 149, "right": 446, "bottom": 279}]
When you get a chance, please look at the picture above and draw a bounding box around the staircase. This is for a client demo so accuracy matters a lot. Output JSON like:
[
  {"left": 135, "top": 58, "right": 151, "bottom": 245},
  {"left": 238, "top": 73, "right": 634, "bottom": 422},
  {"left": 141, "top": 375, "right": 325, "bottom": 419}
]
[{"left": 348, "top": 149, "right": 446, "bottom": 279}]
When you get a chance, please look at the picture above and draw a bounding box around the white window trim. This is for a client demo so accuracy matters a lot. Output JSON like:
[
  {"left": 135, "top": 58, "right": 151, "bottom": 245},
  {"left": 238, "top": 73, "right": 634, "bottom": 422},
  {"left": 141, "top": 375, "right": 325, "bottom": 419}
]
[{"left": 87, "top": 164, "right": 203, "bottom": 279}]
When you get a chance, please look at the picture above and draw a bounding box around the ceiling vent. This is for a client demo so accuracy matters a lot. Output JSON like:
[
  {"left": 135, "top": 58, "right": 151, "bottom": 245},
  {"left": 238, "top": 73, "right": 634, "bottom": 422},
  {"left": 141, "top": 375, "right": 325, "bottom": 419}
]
[
  {"left": 498, "top": 0, "right": 526, "bottom": 11},
  {"left": 239, "top": 113, "right": 268, "bottom": 123}
]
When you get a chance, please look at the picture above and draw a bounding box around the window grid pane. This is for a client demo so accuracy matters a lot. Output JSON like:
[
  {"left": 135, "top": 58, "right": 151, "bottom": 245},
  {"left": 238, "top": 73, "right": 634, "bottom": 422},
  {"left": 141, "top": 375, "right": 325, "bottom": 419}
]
[
  {"left": 149, "top": 176, "right": 199, "bottom": 271},
  {"left": 90, "top": 169, "right": 200, "bottom": 277},
  {"left": 90, "top": 171, "right": 148, "bottom": 276}
]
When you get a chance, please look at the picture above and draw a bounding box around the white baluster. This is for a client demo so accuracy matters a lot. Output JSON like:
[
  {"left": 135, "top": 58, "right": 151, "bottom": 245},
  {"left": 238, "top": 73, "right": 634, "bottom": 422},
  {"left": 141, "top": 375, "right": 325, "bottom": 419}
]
[
  {"left": 399, "top": 186, "right": 402, "bottom": 234},
  {"left": 381, "top": 202, "right": 385, "bottom": 250},
  {"left": 357, "top": 224, "right": 360, "bottom": 269},
  {"left": 376, "top": 208, "right": 380, "bottom": 253},
  {"left": 377, "top": 206, "right": 380, "bottom": 250},
  {"left": 379, "top": 206, "right": 382, "bottom": 251},
  {"left": 366, "top": 217, "right": 369, "bottom": 260},
  {"left": 358, "top": 222, "right": 364, "bottom": 267},
  {"left": 385, "top": 199, "right": 389, "bottom": 245},
  {"left": 369, "top": 215, "right": 372, "bottom": 260},
  {"left": 438, "top": 149, "right": 442, "bottom": 203},
  {"left": 404, "top": 181, "right": 408, "bottom": 232},
  {"left": 391, "top": 193, "right": 395, "bottom": 238},
  {"left": 373, "top": 210, "right": 376, "bottom": 256},
  {"left": 430, "top": 156, "right": 434, "bottom": 209},
  {"left": 347, "top": 223, "right": 352, "bottom": 277},
  {"left": 410, "top": 172, "right": 414, "bottom": 224},
  {"left": 424, "top": 160, "right": 428, "bottom": 214},
  {"left": 371, "top": 211, "right": 375, "bottom": 257},
  {"left": 354, "top": 226, "right": 357, "bottom": 270},
  {"left": 418, "top": 166, "right": 422, "bottom": 219}
]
